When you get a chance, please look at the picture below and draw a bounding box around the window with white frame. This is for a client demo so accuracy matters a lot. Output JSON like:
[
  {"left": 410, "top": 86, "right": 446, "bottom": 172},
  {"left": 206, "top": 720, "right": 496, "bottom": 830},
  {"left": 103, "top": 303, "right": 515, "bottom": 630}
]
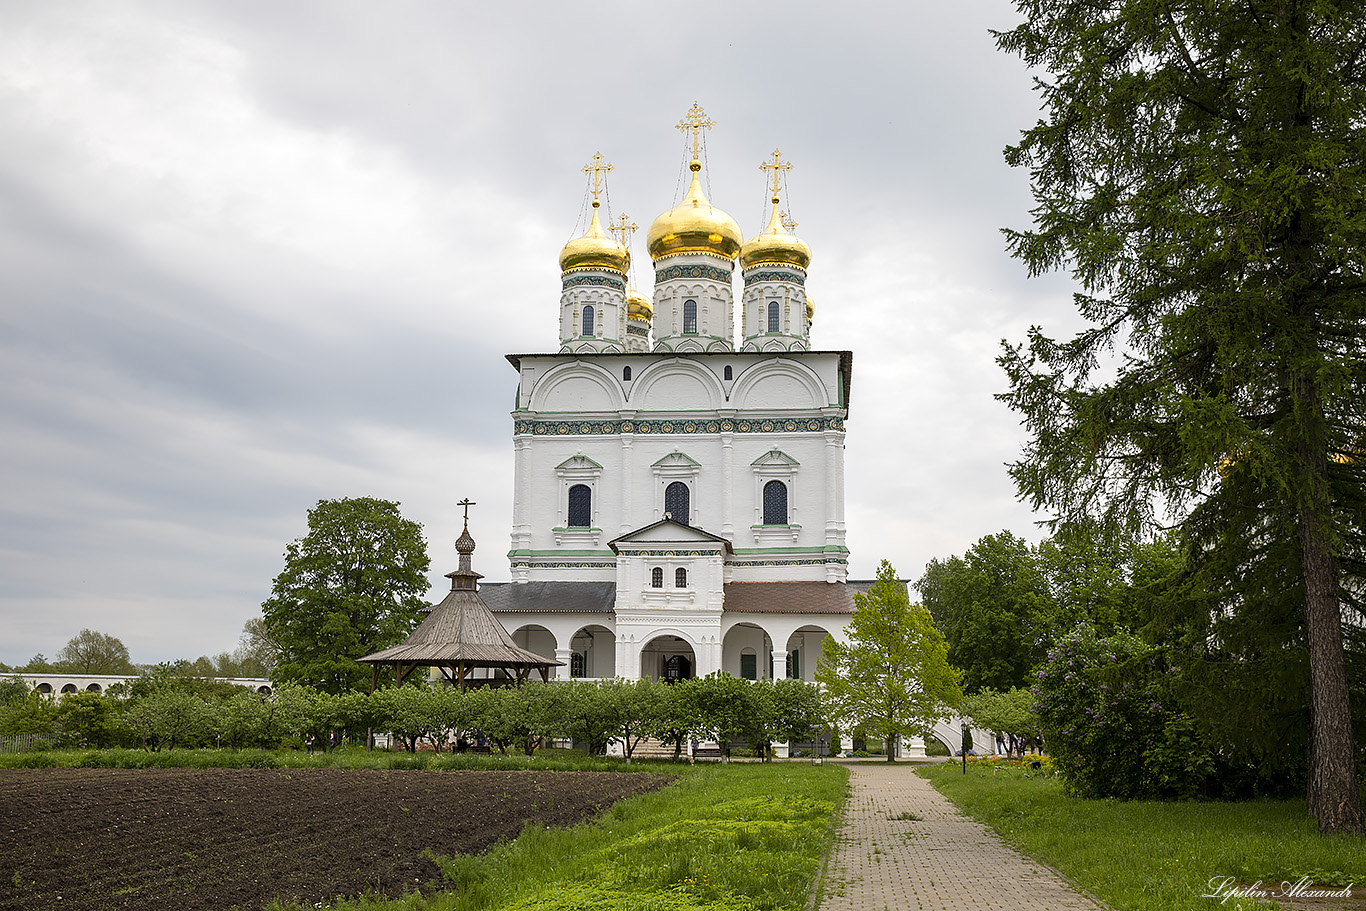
[
  {"left": 651, "top": 451, "right": 701, "bottom": 524},
  {"left": 554, "top": 453, "right": 603, "bottom": 544},
  {"left": 750, "top": 450, "right": 800, "bottom": 541}
]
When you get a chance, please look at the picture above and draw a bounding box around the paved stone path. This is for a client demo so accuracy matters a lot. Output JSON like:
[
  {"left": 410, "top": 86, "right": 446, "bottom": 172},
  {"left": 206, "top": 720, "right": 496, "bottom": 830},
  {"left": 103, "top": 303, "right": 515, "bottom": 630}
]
[{"left": 817, "top": 762, "right": 1108, "bottom": 911}]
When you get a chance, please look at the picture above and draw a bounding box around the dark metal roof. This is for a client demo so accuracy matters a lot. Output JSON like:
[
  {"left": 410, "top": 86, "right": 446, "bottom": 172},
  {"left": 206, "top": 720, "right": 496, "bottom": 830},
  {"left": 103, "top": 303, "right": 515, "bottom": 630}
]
[
  {"left": 722, "top": 581, "right": 856, "bottom": 614},
  {"left": 480, "top": 581, "right": 617, "bottom": 614}
]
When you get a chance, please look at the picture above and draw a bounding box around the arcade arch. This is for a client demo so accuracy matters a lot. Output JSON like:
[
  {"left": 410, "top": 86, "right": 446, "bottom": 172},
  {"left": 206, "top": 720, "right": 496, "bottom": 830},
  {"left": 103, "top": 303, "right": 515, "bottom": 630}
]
[
  {"left": 568, "top": 624, "right": 615, "bottom": 679},
  {"left": 639, "top": 634, "right": 695, "bottom": 682}
]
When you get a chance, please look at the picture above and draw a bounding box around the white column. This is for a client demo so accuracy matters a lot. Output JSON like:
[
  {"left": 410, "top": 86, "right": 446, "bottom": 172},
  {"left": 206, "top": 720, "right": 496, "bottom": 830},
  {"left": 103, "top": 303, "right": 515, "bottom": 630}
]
[
  {"left": 773, "top": 649, "right": 790, "bottom": 680},
  {"left": 620, "top": 435, "right": 635, "bottom": 533},
  {"left": 554, "top": 647, "right": 573, "bottom": 681},
  {"left": 513, "top": 437, "right": 533, "bottom": 550},
  {"left": 721, "top": 433, "right": 734, "bottom": 536}
]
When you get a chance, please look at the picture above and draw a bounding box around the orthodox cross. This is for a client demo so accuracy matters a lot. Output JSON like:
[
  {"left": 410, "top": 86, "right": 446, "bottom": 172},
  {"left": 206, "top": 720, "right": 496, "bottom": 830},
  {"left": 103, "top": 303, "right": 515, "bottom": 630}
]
[
  {"left": 457, "top": 498, "right": 476, "bottom": 524},
  {"left": 760, "top": 148, "right": 793, "bottom": 198},
  {"left": 582, "top": 152, "right": 613, "bottom": 204},
  {"left": 676, "top": 103, "right": 715, "bottom": 161},
  {"left": 610, "top": 213, "right": 638, "bottom": 247}
]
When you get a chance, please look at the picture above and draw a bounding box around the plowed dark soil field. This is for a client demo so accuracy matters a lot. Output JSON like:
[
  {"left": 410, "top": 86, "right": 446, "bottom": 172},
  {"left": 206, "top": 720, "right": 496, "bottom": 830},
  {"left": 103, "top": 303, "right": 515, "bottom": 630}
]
[{"left": 0, "top": 766, "right": 672, "bottom": 911}]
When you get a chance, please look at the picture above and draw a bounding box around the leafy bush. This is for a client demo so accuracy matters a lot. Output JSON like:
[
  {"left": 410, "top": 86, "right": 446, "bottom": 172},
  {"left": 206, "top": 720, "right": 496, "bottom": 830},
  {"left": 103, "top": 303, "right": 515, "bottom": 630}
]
[{"left": 1034, "top": 627, "right": 1216, "bottom": 799}]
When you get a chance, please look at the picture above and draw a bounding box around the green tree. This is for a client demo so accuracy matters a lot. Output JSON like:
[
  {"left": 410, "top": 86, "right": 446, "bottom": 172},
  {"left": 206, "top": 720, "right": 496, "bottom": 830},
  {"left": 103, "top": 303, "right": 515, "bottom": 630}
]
[
  {"left": 52, "top": 692, "right": 122, "bottom": 749},
  {"left": 234, "top": 618, "right": 279, "bottom": 678},
  {"left": 262, "top": 497, "right": 431, "bottom": 694},
  {"left": 995, "top": 0, "right": 1366, "bottom": 832},
  {"left": 603, "top": 678, "right": 667, "bottom": 762},
  {"left": 817, "top": 560, "right": 962, "bottom": 761},
  {"left": 690, "top": 673, "right": 760, "bottom": 761},
  {"left": 916, "top": 532, "right": 1052, "bottom": 692},
  {"left": 55, "top": 629, "right": 136, "bottom": 675},
  {"left": 957, "top": 687, "right": 1039, "bottom": 753}
]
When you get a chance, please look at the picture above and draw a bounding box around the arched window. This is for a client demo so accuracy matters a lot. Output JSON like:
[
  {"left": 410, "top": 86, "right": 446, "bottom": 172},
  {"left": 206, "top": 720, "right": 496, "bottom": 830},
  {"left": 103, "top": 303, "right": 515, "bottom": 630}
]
[
  {"left": 675, "top": 567, "right": 687, "bottom": 588},
  {"left": 767, "top": 300, "right": 780, "bottom": 333},
  {"left": 623, "top": 365, "right": 632, "bottom": 381},
  {"left": 567, "top": 484, "right": 592, "bottom": 527},
  {"left": 683, "top": 299, "right": 698, "bottom": 334},
  {"left": 723, "top": 365, "right": 733, "bottom": 380},
  {"left": 651, "top": 567, "right": 664, "bottom": 588},
  {"left": 665, "top": 481, "right": 690, "bottom": 522},
  {"left": 763, "top": 480, "right": 788, "bottom": 525},
  {"left": 582, "top": 305, "right": 595, "bottom": 336}
]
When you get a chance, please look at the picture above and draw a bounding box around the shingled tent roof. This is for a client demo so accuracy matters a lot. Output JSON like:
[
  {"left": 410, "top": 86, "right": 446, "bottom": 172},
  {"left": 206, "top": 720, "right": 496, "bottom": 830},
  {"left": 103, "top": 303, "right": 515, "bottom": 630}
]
[{"left": 358, "top": 517, "right": 559, "bottom": 688}]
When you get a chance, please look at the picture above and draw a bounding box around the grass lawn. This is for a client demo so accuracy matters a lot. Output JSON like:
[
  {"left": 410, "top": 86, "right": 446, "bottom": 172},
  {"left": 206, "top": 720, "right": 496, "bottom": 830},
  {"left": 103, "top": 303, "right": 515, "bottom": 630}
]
[
  {"left": 921, "top": 760, "right": 1366, "bottom": 911},
  {"left": 231, "top": 757, "right": 848, "bottom": 911}
]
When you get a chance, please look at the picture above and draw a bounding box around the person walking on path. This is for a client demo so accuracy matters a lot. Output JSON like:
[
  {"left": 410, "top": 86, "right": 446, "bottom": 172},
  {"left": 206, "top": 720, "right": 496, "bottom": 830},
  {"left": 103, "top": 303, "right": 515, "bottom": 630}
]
[{"left": 817, "top": 762, "right": 1107, "bottom": 911}]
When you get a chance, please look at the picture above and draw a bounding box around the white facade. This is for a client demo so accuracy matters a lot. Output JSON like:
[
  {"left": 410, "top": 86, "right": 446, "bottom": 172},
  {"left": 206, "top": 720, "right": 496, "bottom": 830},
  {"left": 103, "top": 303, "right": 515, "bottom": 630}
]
[{"left": 483, "top": 146, "right": 857, "bottom": 690}]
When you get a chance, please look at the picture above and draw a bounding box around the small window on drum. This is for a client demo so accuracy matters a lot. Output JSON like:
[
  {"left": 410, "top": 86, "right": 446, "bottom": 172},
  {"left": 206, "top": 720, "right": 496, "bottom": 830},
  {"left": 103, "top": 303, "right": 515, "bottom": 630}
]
[
  {"left": 683, "top": 299, "right": 698, "bottom": 334},
  {"left": 763, "top": 480, "right": 788, "bottom": 525},
  {"left": 582, "top": 305, "right": 595, "bottom": 336},
  {"left": 652, "top": 567, "right": 664, "bottom": 588},
  {"left": 623, "top": 366, "right": 632, "bottom": 381},
  {"left": 568, "top": 484, "right": 592, "bottom": 527},
  {"left": 723, "top": 365, "right": 733, "bottom": 380},
  {"left": 675, "top": 567, "right": 687, "bottom": 588},
  {"left": 767, "top": 300, "right": 780, "bottom": 333}
]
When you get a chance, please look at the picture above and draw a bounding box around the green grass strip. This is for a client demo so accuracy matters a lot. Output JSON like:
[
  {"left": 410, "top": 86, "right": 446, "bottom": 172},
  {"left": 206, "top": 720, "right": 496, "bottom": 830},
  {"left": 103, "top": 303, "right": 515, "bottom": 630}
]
[
  {"left": 291, "top": 762, "right": 848, "bottom": 911},
  {"left": 920, "top": 761, "right": 1365, "bottom": 911}
]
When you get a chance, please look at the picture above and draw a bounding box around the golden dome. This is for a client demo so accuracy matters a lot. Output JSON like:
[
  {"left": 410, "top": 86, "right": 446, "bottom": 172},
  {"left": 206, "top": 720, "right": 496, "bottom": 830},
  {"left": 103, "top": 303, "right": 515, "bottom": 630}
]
[
  {"left": 805, "top": 295, "right": 814, "bottom": 323},
  {"left": 646, "top": 160, "right": 743, "bottom": 260},
  {"left": 560, "top": 201, "right": 630, "bottom": 273},
  {"left": 626, "top": 285, "right": 653, "bottom": 320},
  {"left": 740, "top": 197, "right": 812, "bottom": 270}
]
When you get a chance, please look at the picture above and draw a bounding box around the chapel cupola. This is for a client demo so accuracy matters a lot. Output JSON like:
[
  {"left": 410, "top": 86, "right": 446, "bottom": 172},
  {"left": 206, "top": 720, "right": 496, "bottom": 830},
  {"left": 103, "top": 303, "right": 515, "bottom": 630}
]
[
  {"left": 740, "top": 150, "right": 812, "bottom": 352},
  {"left": 559, "top": 152, "right": 630, "bottom": 354},
  {"left": 647, "top": 104, "right": 740, "bottom": 353}
]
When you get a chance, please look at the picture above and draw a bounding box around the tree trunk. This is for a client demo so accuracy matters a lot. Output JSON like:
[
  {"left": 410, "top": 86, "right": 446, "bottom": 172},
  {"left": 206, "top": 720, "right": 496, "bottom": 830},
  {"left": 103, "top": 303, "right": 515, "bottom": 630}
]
[
  {"left": 1300, "top": 506, "right": 1363, "bottom": 833},
  {"left": 1295, "top": 378, "right": 1364, "bottom": 834}
]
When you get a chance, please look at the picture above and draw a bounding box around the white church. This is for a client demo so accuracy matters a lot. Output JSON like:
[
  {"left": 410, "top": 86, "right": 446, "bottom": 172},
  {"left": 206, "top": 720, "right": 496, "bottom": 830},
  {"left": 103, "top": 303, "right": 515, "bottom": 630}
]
[{"left": 477, "top": 107, "right": 860, "bottom": 692}]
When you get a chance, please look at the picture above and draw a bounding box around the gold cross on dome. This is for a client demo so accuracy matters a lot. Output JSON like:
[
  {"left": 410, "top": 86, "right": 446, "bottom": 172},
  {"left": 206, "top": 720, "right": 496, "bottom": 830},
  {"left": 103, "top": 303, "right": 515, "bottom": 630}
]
[
  {"left": 581, "top": 152, "right": 613, "bottom": 203},
  {"left": 760, "top": 149, "right": 793, "bottom": 198},
  {"left": 676, "top": 103, "right": 715, "bottom": 161},
  {"left": 610, "top": 213, "right": 638, "bottom": 247},
  {"left": 457, "top": 498, "right": 476, "bottom": 522}
]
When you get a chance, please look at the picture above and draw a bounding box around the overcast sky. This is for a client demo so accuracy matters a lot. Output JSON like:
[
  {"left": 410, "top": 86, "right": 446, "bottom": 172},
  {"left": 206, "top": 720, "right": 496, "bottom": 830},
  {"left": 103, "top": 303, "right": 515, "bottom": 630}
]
[{"left": 0, "top": 0, "right": 1087, "bottom": 667}]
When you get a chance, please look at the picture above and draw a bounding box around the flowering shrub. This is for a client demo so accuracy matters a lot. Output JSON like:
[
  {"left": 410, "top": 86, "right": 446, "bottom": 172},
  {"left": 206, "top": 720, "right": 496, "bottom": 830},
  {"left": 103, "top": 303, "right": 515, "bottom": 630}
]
[{"left": 1034, "top": 627, "right": 1214, "bottom": 799}]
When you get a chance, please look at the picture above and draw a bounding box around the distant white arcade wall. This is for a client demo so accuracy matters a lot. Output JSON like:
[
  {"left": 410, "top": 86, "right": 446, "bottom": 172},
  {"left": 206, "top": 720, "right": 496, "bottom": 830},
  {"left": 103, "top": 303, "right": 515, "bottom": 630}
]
[{"left": 17, "top": 674, "right": 272, "bottom": 696}]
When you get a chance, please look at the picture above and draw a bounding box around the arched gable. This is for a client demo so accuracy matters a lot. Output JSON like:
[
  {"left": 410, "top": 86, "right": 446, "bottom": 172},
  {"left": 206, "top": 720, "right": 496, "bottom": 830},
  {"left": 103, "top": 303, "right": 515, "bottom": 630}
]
[
  {"left": 630, "top": 359, "right": 726, "bottom": 410},
  {"left": 529, "top": 361, "right": 626, "bottom": 413},
  {"left": 730, "top": 360, "right": 829, "bottom": 410}
]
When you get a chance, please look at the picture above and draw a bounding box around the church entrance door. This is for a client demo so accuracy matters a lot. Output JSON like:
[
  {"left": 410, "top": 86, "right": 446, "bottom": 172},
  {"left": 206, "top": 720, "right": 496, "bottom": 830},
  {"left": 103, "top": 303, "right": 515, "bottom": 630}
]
[
  {"left": 664, "top": 654, "right": 691, "bottom": 682},
  {"left": 639, "top": 634, "right": 695, "bottom": 683}
]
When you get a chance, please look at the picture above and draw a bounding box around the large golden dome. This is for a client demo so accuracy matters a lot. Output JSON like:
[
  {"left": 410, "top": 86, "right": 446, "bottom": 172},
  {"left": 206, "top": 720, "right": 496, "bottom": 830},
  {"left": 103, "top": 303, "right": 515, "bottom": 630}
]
[
  {"left": 560, "top": 201, "right": 630, "bottom": 273},
  {"left": 646, "top": 160, "right": 742, "bottom": 261},
  {"left": 805, "top": 295, "right": 814, "bottom": 323},
  {"left": 740, "top": 197, "right": 812, "bottom": 270}
]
